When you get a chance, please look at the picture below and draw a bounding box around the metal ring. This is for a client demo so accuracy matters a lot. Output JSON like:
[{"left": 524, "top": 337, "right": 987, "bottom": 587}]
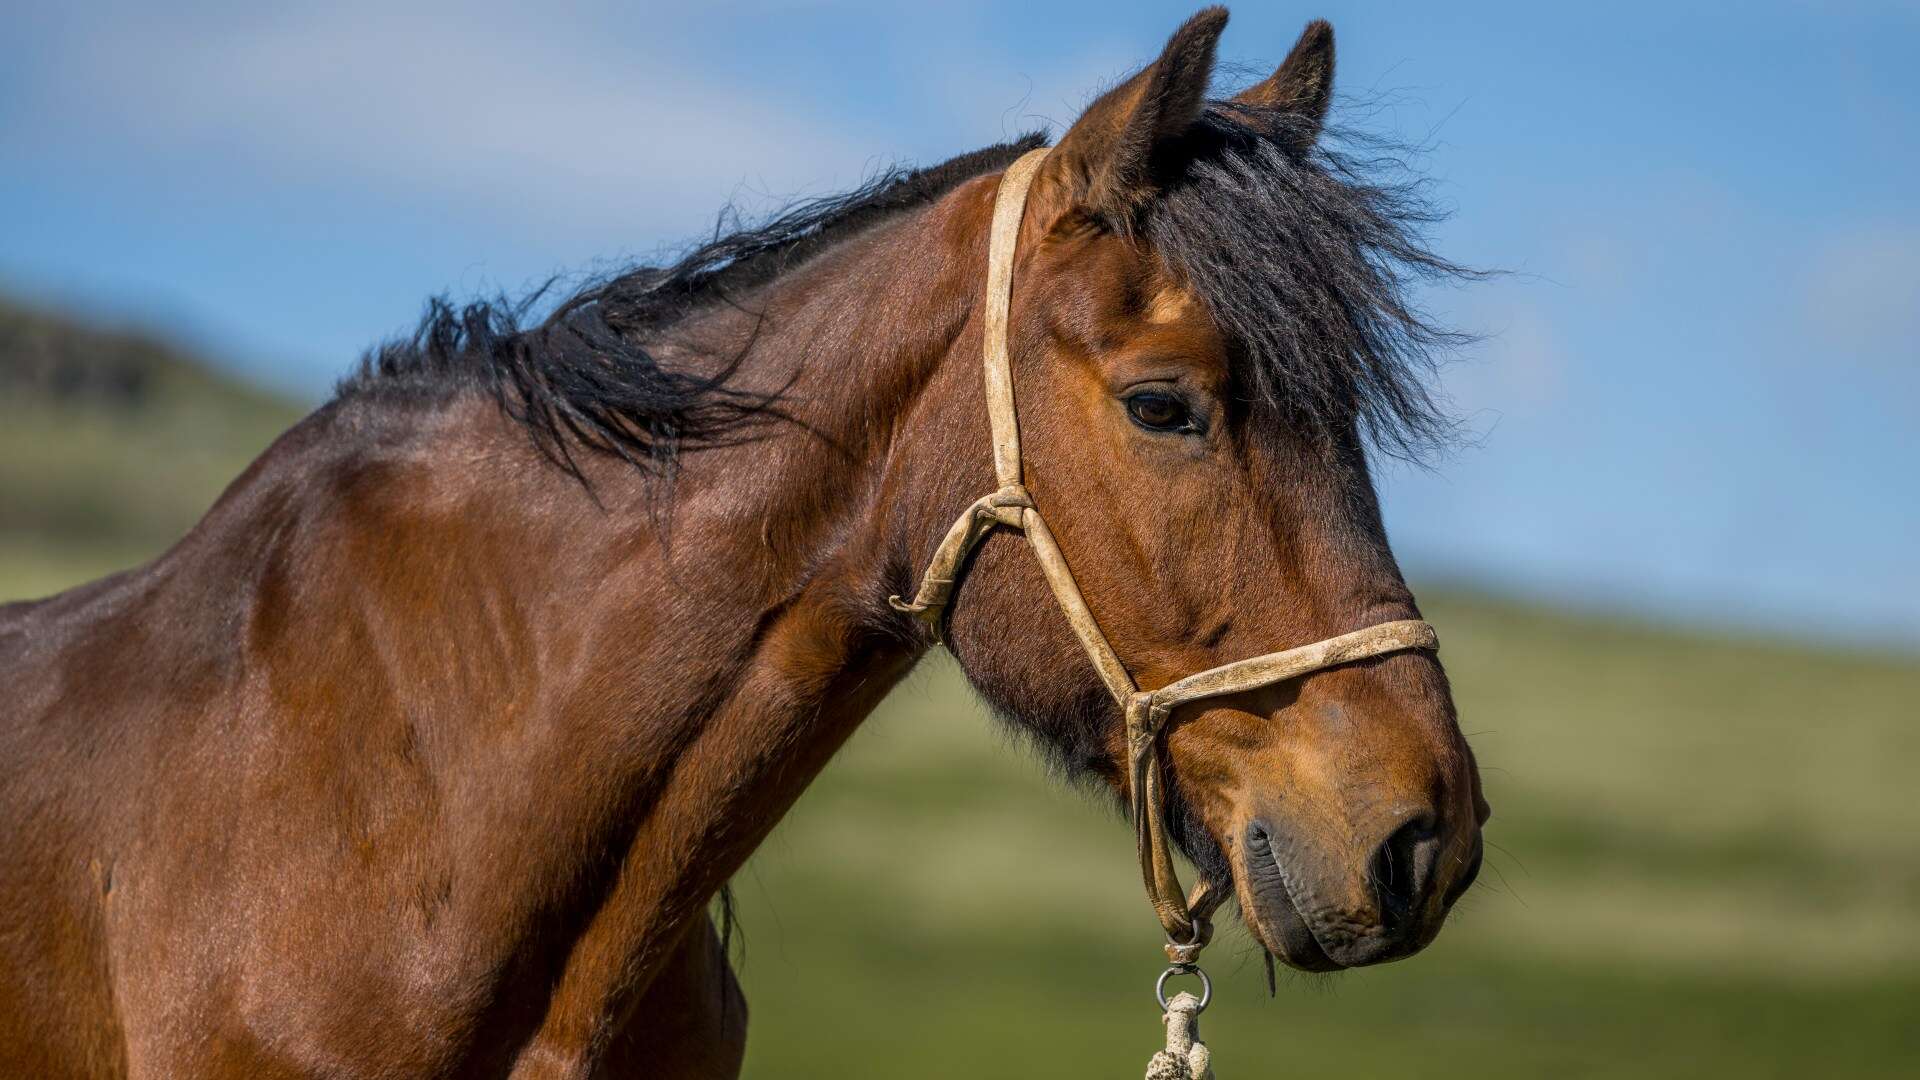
[{"left": 1154, "top": 964, "right": 1212, "bottom": 1013}]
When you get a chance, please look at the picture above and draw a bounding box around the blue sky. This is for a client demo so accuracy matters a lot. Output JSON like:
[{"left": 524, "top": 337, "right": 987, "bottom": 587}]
[{"left": 3, "top": 1, "right": 1916, "bottom": 646}]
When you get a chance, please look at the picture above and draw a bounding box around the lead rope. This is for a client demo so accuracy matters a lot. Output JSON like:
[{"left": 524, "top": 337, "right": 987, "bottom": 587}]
[
  {"left": 1146, "top": 993, "right": 1213, "bottom": 1080},
  {"left": 895, "top": 146, "right": 1441, "bottom": 1077}
]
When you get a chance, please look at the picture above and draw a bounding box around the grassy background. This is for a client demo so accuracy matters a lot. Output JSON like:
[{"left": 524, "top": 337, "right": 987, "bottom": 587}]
[{"left": 3, "top": 301, "right": 1915, "bottom": 1076}]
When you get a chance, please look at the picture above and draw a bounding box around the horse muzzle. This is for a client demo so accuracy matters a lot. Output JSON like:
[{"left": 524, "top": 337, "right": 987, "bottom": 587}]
[{"left": 1239, "top": 808, "right": 1484, "bottom": 971}]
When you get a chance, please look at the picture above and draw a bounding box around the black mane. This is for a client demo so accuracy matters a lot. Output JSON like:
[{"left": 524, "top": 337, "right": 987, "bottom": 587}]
[
  {"left": 339, "top": 134, "right": 1047, "bottom": 479},
  {"left": 1147, "top": 102, "right": 1477, "bottom": 462},
  {"left": 340, "top": 100, "right": 1470, "bottom": 478}
]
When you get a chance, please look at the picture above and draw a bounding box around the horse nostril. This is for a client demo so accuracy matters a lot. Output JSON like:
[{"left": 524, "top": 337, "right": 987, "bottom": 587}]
[
  {"left": 1369, "top": 814, "right": 1438, "bottom": 934},
  {"left": 1443, "top": 835, "right": 1485, "bottom": 908}
]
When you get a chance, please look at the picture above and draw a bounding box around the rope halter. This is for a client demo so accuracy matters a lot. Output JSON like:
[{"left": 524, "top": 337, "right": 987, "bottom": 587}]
[{"left": 890, "top": 145, "right": 1439, "bottom": 954}]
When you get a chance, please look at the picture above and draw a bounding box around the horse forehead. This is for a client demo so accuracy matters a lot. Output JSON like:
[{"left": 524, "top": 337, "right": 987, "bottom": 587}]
[
  {"left": 1143, "top": 283, "right": 1201, "bottom": 326},
  {"left": 1122, "top": 278, "right": 1227, "bottom": 364},
  {"left": 1033, "top": 234, "right": 1227, "bottom": 365}
]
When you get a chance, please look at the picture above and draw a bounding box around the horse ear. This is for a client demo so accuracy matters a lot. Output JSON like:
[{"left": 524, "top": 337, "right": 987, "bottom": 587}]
[
  {"left": 1232, "top": 19, "right": 1335, "bottom": 150},
  {"left": 1031, "top": 7, "right": 1227, "bottom": 232}
]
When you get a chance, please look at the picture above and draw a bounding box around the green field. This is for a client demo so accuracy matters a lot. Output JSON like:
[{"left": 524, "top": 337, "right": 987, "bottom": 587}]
[{"left": 4, "top": 302, "right": 1915, "bottom": 1076}]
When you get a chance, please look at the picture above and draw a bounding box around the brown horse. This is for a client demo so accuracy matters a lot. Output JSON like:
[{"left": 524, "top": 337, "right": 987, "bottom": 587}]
[{"left": 0, "top": 9, "right": 1488, "bottom": 1077}]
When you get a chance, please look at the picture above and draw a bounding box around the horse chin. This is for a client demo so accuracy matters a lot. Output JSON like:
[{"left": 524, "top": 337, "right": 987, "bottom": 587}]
[{"left": 1235, "top": 831, "right": 1347, "bottom": 973}]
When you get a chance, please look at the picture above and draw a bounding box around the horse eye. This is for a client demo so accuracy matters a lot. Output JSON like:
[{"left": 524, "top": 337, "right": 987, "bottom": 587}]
[{"left": 1125, "top": 391, "right": 1193, "bottom": 433}]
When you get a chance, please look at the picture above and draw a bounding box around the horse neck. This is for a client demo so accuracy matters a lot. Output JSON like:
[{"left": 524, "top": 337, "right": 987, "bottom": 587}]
[
  {"left": 654, "top": 171, "right": 998, "bottom": 614},
  {"left": 441, "top": 174, "right": 1002, "bottom": 952}
]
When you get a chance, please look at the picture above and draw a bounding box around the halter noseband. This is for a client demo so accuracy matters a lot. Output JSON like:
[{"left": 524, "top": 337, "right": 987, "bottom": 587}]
[{"left": 890, "top": 146, "right": 1438, "bottom": 955}]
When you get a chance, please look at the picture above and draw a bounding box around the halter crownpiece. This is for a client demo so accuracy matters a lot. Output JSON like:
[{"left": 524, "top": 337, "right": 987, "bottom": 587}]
[{"left": 890, "top": 146, "right": 1439, "bottom": 952}]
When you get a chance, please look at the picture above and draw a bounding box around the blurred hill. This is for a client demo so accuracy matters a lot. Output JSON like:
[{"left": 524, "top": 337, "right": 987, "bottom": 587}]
[
  {"left": 1, "top": 296, "right": 1914, "bottom": 1076},
  {"left": 0, "top": 295, "right": 302, "bottom": 597}
]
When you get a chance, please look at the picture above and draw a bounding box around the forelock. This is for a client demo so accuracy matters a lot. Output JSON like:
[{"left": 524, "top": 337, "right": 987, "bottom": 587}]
[{"left": 1143, "top": 102, "right": 1480, "bottom": 462}]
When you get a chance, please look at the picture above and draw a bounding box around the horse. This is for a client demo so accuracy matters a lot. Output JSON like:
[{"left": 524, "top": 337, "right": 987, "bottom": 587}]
[{"left": 0, "top": 9, "right": 1489, "bottom": 1077}]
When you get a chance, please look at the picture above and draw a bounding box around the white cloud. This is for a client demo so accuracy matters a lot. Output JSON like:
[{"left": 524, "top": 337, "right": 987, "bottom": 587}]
[
  {"left": 17, "top": 3, "right": 886, "bottom": 241},
  {"left": 6, "top": 2, "right": 1303, "bottom": 252}
]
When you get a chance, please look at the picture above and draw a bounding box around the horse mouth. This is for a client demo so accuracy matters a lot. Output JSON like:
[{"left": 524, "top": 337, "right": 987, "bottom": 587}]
[{"left": 1241, "top": 822, "right": 1346, "bottom": 973}]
